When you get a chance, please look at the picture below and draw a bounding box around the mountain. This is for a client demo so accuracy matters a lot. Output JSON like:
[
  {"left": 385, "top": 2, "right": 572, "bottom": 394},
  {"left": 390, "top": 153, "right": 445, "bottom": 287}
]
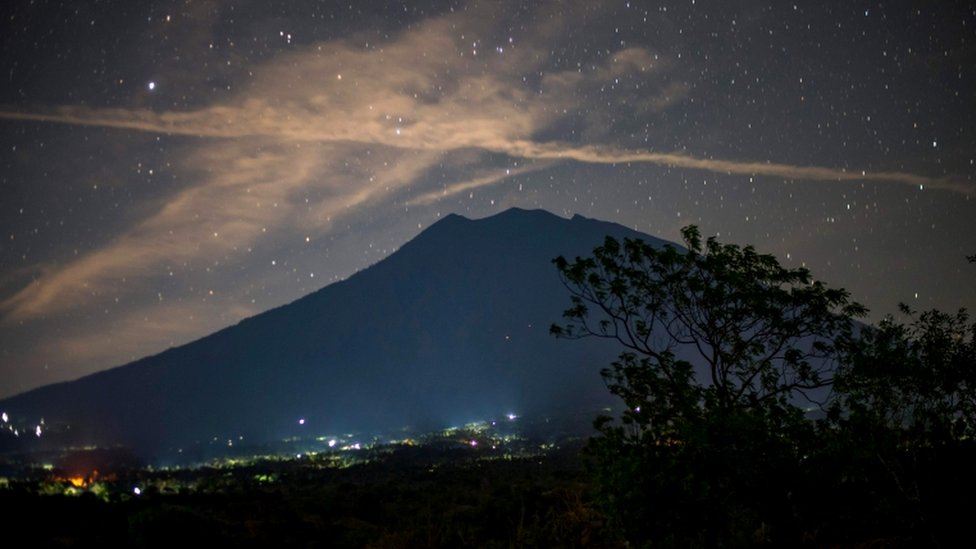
[{"left": 0, "top": 208, "right": 672, "bottom": 458}]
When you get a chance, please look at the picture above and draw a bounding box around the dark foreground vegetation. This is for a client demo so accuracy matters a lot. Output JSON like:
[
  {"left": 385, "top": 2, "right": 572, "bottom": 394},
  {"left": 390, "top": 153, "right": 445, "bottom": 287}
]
[
  {"left": 552, "top": 226, "right": 976, "bottom": 548},
  {"left": 2, "top": 442, "right": 617, "bottom": 548},
  {"left": 3, "top": 430, "right": 974, "bottom": 548}
]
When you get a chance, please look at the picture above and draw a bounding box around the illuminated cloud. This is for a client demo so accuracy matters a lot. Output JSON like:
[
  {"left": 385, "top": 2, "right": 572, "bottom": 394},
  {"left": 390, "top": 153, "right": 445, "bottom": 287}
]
[{"left": 493, "top": 142, "right": 971, "bottom": 194}]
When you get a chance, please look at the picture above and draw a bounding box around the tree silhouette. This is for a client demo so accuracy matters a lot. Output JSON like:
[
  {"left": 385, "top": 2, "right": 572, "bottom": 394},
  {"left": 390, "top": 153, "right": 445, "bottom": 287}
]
[
  {"left": 825, "top": 304, "right": 976, "bottom": 543},
  {"left": 552, "top": 226, "right": 865, "bottom": 546},
  {"left": 835, "top": 304, "right": 976, "bottom": 442},
  {"left": 552, "top": 226, "right": 865, "bottom": 415}
]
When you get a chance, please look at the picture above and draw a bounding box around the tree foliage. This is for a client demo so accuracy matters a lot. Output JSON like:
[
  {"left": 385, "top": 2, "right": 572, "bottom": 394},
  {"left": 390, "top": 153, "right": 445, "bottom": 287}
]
[
  {"left": 551, "top": 226, "right": 866, "bottom": 546},
  {"left": 821, "top": 304, "right": 976, "bottom": 543},
  {"left": 552, "top": 226, "right": 865, "bottom": 419},
  {"left": 552, "top": 226, "right": 976, "bottom": 546},
  {"left": 833, "top": 304, "right": 976, "bottom": 443}
]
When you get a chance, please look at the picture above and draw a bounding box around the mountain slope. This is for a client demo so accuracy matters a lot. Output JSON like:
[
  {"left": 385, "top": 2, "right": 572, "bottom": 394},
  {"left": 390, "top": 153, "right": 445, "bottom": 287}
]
[{"left": 0, "top": 208, "right": 671, "bottom": 456}]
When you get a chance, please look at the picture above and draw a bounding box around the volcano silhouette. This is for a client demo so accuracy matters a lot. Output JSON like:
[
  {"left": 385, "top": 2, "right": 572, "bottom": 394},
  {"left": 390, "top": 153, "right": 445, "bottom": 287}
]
[{"left": 0, "top": 208, "right": 673, "bottom": 457}]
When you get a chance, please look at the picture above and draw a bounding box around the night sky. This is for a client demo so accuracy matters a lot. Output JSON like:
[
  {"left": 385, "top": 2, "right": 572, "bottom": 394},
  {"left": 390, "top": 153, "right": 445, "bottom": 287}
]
[{"left": 1, "top": 1, "right": 974, "bottom": 399}]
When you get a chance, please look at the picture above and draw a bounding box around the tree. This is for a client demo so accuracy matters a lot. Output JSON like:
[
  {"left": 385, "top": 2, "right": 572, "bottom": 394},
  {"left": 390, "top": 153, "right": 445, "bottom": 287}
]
[
  {"left": 834, "top": 304, "right": 976, "bottom": 442},
  {"left": 825, "top": 304, "right": 976, "bottom": 543},
  {"left": 551, "top": 226, "right": 865, "bottom": 546},
  {"left": 552, "top": 225, "right": 865, "bottom": 418}
]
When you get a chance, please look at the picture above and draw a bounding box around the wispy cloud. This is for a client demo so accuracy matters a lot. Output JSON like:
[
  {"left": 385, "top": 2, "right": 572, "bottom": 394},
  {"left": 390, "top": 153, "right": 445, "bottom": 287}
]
[
  {"left": 2, "top": 103, "right": 962, "bottom": 194},
  {"left": 491, "top": 142, "right": 971, "bottom": 194}
]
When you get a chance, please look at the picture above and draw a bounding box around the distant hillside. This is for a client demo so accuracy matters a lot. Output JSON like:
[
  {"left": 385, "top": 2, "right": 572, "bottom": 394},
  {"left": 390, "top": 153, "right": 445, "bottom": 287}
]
[{"left": 0, "top": 208, "right": 671, "bottom": 458}]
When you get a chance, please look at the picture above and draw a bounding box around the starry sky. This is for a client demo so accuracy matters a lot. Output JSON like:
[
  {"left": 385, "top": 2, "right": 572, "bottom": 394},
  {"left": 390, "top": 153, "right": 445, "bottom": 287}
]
[{"left": 1, "top": 1, "right": 974, "bottom": 399}]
